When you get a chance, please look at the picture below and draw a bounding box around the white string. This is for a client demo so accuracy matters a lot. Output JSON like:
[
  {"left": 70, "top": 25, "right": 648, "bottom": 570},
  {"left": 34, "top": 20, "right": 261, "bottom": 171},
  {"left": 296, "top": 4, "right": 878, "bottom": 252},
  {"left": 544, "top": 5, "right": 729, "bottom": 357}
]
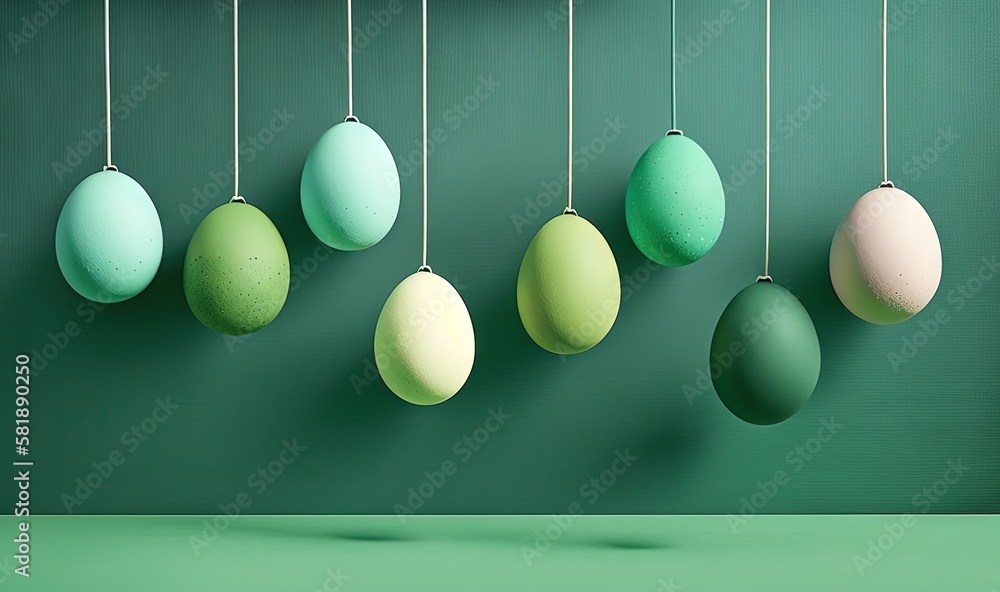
[
  {"left": 233, "top": 0, "right": 240, "bottom": 200},
  {"left": 566, "top": 0, "right": 573, "bottom": 212},
  {"left": 670, "top": 0, "right": 676, "bottom": 130},
  {"left": 881, "top": 0, "right": 888, "bottom": 184},
  {"left": 103, "top": 0, "right": 112, "bottom": 169},
  {"left": 421, "top": 0, "right": 428, "bottom": 268},
  {"left": 347, "top": 0, "right": 354, "bottom": 119},
  {"left": 764, "top": 0, "right": 770, "bottom": 278}
]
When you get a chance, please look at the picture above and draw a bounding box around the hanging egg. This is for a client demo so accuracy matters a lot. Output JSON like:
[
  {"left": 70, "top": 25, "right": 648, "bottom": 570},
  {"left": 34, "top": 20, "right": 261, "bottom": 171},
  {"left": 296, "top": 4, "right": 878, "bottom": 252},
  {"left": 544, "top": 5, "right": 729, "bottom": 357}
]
[
  {"left": 625, "top": 133, "right": 725, "bottom": 266},
  {"left": 300, "top": 120, "right": 400, "bottom": 250},
  {"left": 517, "top": 213, "right": 621, "bottom": 354},
  {"left": 55, "top": 169, "right": 163, "bottom": 303},
  {"left": 374, "top": 271, "right": 475, "bottom": 405},
  {"left": 710, "top": 280, "right": 821, "bottom": 425},
  {"left": 829, "top": 185, "right": 942, "bottom": 324},
  {"left": 183, "top": 202, "right": 290, "bottom": 335}
]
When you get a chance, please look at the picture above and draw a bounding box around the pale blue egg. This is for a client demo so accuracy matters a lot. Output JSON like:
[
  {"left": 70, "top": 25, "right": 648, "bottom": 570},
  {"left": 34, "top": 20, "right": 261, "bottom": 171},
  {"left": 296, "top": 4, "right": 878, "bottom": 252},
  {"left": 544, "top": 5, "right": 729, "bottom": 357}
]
[
  {"left": 55, "top": 170, "right": 163, "bottom": 303},
  {"left": 301, "top": 121, "right": 400, "bottom": 250}
]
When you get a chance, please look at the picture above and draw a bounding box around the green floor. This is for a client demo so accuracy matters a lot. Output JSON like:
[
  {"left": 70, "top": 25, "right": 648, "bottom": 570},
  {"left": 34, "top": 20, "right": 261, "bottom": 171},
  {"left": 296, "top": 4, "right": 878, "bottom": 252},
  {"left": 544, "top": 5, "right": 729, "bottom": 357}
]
[{"left": 3, "top": 515, "right": 997, "bottom": 590}]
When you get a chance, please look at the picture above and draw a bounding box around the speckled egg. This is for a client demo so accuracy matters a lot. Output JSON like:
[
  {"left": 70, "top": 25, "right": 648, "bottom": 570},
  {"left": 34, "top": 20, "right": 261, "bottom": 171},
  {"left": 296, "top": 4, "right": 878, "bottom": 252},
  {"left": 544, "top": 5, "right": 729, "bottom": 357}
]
[
  {"left": 830, "top": 186, "right": 942, "bottom": 324},
  {"left": 517, "top": 213, "right": 621, "bottom": 355},
  {"left": 183, "top": 202, "right": 290, "bottom": 335},
  {"left": 374, "top": 271, "right": 475, "bottom": 406},
  {"left": 625, "top": 133, "right": 725, "bottom": 266},
  {"left": 301, "top": 120, "right": 400, "bottom": 251},
  {"left": 55, "top": 169, "right": 163, "bottom": 303}
]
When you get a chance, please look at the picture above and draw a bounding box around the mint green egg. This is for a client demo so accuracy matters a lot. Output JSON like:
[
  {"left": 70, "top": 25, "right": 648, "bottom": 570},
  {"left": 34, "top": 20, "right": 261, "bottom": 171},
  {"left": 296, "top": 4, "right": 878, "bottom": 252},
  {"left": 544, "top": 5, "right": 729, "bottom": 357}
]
[
  {"left": 517, "top": 214, "right": 621, "bottom": 355},
  {"left": 183, "top": 202, "right": 290, "bottom": 335},
  {"left": 301, "top": 121, "right": 400, "bottom": 250},
  {"left": 55, "top": 170, "right": 163, "bottom": 303},
  {"left": 625, "top": 133, "right": 725, "bottom": 266},
  {"left": 710, "top": 280, "right": 821, "bottom": 425}
]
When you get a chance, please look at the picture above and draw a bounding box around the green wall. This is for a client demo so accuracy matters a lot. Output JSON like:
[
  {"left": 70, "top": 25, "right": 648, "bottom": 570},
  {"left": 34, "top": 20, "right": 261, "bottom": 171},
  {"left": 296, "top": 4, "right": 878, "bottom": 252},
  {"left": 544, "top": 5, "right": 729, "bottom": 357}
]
[{"left": 2, "top": 0, "right": 997, "bottom": 515}]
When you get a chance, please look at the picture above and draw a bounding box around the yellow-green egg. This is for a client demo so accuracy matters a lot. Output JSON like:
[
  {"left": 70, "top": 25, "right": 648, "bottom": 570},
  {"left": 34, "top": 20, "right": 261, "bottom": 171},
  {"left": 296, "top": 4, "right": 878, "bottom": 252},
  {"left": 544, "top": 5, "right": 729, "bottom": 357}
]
[
  {"left": 183, "top": 202, "right": 290, "bottom": 335},
  {"left": 517, "top": 213, "right": 621, "bottom": 354},
  {"left": 625, "top": 133, "right": 725, "bottom": 266}
]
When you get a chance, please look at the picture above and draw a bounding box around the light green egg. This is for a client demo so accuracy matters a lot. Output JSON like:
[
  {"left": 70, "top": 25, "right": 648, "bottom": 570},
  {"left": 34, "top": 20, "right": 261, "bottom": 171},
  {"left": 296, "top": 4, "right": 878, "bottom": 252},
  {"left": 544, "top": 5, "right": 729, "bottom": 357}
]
[
  {"left": 625, "top": 133, "right": 725, "bottom": 266},
  {"left": 374, "top": 271, "right": 475, "bottom": 406},
  {"left": 517, "top": 213, "right": 621, "bottom": 355},
  {"left": 301, "top": 120, "right": 400, "bottom": 251},
  {"left": 710, "top": 280, "right": 821, "bottom": 425},
  {"left": 183, "top": 202, "right": 290, "bottom": 335},
  {"left": 55, "top": 169, "right": 163, "bottom": 303}
]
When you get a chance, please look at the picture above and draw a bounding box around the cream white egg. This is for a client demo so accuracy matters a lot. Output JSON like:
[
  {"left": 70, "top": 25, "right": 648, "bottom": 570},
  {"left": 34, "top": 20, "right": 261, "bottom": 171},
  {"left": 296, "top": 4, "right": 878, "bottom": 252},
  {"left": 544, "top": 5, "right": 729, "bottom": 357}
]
[
  {"left": 374, "top": 271, "right": 475, "bottom": 405},
  {"left": 830, "top": 186, "right": 942, "bottom": 324}
]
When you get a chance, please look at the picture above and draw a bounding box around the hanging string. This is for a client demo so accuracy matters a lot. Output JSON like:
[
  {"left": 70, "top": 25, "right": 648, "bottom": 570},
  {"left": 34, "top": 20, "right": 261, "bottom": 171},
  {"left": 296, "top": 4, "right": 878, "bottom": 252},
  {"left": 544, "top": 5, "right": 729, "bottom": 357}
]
[
  {"left": 103, "top": 0, "right": 114, "bottom": 170},
  {"left": 565, "top": 0, "right": 574, "bottom": 213},
  {"left": 347, "top": 0, "right": 355, "bottom": 120},
  {"left": 232, "top": 0, "right": 241, "bottom": 201},
  {"left": 763, "top": 0, "right": 771, "bottom": 279},
  {"left": 881, "top": 0, "right": 889, "bottom": 185},
  {"left": 419, "top": 0, "right": 429, "bottom": 270},
  {"left": 670, "top": 0, "right": 677, "bottom": 131}
]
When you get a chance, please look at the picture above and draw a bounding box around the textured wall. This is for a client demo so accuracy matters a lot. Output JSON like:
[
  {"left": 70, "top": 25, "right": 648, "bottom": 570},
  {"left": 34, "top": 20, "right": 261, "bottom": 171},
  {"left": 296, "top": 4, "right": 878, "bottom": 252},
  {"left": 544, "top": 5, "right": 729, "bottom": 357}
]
[{"left": 1, "top": 0, "right": 997, "bottom": 515}]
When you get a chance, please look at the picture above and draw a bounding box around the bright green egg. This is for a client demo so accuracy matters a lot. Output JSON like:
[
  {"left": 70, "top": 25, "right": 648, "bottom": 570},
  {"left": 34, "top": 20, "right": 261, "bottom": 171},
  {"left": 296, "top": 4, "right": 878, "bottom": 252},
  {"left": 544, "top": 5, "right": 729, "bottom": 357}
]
[
  {"left": 183, "top": 202, "right": 290, "bottom": 335},
  {"left": 625, "top": 133, "right": 725, "bottom": 266},
  {"left": 300, "top": 120, "right": 400, "bottom": 251},
  {"left": 55, "top": 170, "right": 163, "bottom": 303},
  {"left": 517, "top": 213, "right": 621, "bottom": 355},
  {"left": 710, "top": 280, "right": 821, "bottom": 425}
]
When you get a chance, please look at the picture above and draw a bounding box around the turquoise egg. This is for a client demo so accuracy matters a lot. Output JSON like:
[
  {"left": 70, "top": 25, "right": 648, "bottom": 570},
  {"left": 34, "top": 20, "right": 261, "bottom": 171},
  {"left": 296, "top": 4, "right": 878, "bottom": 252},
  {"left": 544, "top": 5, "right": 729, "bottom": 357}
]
[
  {"left": 55, "top": 169, "right": 163, "bottom": 303},
  {"left": 710, "top": 280, "right": 821, "bottom": 425},
  {"left": 625, "top": 133, "right": 725, "bottom": 266},
  {"left": 517, "top": 213, "right": 621, "bottom": 355},
  {"left": 301, "top": 120, "right": 400, "bottom": 250},
  {"left": 183, "top": 202, "right": 290, "bottom": 335}
]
